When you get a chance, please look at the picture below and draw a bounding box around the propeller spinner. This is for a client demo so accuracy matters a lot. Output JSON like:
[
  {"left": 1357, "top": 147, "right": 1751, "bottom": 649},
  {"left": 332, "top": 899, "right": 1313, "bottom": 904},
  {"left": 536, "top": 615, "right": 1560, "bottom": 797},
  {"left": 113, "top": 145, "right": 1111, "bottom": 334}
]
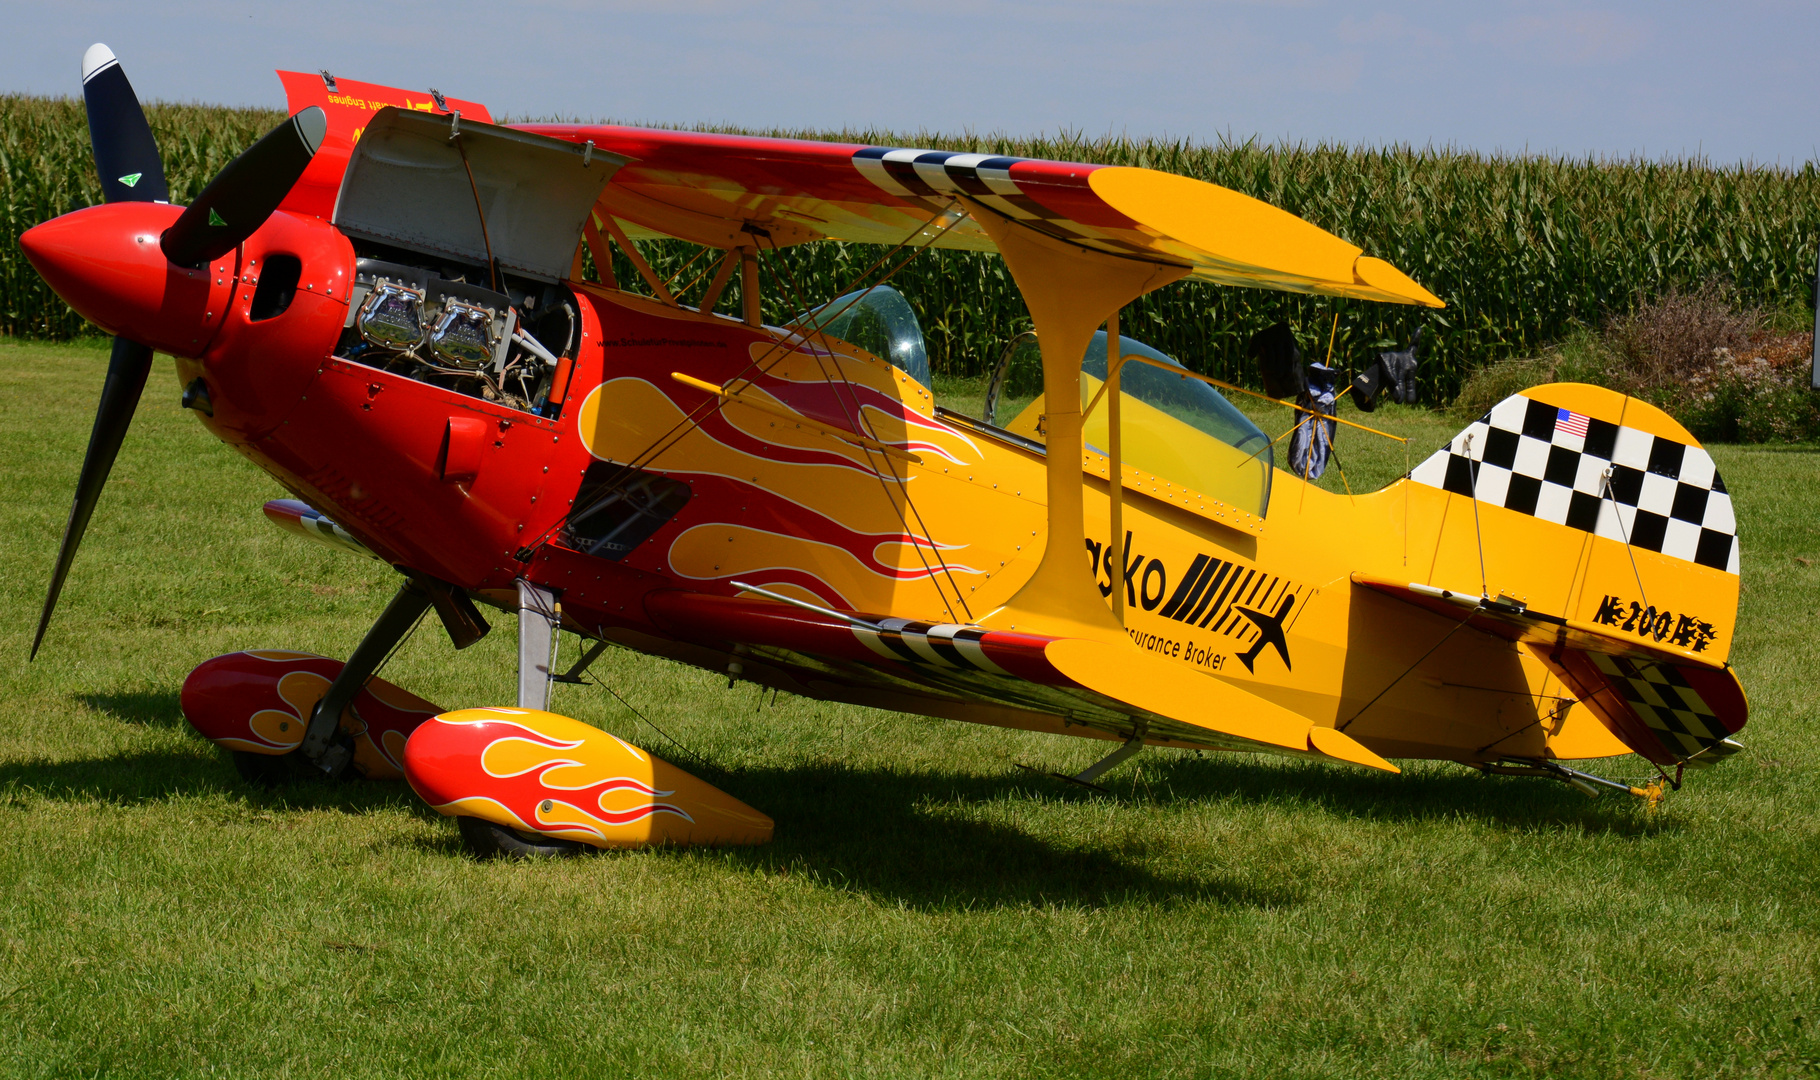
[{"left": 23, "top": 45, "right": 327, "bottom": 658}]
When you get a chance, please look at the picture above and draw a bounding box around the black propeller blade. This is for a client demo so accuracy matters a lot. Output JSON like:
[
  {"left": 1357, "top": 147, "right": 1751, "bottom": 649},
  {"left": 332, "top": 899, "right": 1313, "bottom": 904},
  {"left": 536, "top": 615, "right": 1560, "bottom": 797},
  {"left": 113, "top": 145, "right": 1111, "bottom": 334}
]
[
  {"left": 30, "top": 337, "right": 155, "bottom": 659},
  {"left": 35, "top": 48, "right": 328, "bottom": 657},
  {"left": 81, "top": 43, "right": 168, "bottom": 205},
  {"left": 160, "top": 106, "right": 327, "bottom": 266},
  {"left": 34, "top": 44, "right": 169, "bottom": 658}
]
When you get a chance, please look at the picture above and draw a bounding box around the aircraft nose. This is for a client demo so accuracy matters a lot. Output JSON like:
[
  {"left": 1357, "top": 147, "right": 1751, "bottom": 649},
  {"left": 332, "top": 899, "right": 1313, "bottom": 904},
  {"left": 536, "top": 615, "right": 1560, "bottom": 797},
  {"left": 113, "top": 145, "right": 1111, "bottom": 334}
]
[{"left": 20, "top": 202, "right": 228, "bottom": 356}]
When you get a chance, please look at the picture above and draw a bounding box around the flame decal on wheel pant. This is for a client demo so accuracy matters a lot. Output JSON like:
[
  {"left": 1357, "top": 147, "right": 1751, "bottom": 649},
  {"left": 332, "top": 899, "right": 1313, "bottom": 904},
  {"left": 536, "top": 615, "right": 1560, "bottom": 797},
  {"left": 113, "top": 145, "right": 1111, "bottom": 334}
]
[
  {"left": 179, "top": 651, "right": 442, "bottom": 779},
  {"left": 404, "top": 708, "right": 773, "bottom": 848},
  {"left": 478, "top": 730, "right": 693, "bottom": 827}
]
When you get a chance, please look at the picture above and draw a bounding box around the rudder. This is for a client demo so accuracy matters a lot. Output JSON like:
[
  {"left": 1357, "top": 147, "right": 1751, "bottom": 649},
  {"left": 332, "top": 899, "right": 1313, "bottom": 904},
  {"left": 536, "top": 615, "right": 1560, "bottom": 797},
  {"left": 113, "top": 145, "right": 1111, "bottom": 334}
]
[{"left": 1397, "top": 383, "right": 1747, "bottom": 765}]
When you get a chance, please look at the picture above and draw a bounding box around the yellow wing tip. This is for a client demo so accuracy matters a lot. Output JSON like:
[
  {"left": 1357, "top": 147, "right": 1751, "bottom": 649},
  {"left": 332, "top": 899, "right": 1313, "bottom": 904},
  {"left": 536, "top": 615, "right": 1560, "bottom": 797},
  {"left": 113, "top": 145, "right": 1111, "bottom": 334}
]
[{"left": 1353, "top": 256, "right": 1446, "bottom": 309}]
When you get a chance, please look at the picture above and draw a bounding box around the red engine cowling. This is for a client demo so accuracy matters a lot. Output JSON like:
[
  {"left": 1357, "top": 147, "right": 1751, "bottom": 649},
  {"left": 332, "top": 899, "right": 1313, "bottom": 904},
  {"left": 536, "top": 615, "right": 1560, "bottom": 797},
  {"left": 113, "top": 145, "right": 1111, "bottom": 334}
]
[{"left": 180, "top": 650, "right": 442, "bottom": 779}]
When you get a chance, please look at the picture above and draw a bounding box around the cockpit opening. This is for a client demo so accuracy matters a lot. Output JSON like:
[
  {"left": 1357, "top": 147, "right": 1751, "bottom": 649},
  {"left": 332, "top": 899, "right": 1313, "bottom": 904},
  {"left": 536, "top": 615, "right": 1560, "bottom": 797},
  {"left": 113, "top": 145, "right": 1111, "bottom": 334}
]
[{"left": 991, "top": 330, "right": 1274, "bottom": 520}]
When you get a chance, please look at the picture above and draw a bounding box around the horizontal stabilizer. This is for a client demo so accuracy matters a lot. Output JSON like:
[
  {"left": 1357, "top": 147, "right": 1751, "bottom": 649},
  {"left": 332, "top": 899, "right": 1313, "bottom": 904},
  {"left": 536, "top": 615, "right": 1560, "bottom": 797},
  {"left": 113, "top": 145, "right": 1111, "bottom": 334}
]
[
  {"left": 1351, "top": 574, "right": 1746, "bottom": 767},
  {"left": 1547, "top": 648, "right": 1747, "bottom": 768},
  {"left": 1352, "top": 573, "right": 1723, "bottom": 671}
]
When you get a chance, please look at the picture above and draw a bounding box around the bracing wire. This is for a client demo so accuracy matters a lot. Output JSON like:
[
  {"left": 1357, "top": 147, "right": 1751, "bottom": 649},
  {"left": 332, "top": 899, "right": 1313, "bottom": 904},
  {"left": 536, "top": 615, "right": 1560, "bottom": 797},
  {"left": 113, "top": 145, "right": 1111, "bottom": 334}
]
[
  {"left": 757, "top": 225, "right": 975, "bottom": 623},
  {"left": 523, "top": 206, "right": 967, "bottom": 558}
]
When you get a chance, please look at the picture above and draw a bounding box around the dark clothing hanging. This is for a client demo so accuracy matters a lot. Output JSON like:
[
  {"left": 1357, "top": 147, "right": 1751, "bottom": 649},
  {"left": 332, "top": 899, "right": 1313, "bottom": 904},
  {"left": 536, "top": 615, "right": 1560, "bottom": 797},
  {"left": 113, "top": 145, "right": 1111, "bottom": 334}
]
[
  {"left": 1289, "top": 362, "right": 1337, "bottom": 480},
  {"left": 1249, "top": 322, "right": 1305, "bottom": 399},
  {"left": 1352, "top": 327, "right": 1424, "bottom": 411}
]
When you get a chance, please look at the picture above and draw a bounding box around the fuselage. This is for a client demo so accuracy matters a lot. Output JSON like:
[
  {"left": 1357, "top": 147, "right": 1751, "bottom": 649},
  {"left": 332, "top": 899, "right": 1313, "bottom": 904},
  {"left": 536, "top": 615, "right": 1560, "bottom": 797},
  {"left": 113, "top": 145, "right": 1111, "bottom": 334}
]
[{"left": 24, "top": 197, "right": 1731, "bottom": 767}]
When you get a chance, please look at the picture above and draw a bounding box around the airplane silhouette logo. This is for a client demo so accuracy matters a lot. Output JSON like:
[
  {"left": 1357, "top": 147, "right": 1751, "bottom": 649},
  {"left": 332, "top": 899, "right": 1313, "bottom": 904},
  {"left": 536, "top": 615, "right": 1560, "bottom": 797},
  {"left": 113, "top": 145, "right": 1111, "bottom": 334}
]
[{"left": 1234, "top": 594, "right": 1295, "bottom": 672}]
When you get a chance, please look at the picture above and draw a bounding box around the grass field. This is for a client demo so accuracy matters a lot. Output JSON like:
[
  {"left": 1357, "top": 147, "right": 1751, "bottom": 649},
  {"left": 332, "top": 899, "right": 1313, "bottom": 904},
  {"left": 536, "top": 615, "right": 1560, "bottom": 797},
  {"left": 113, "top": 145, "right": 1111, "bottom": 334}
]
[{"left": 2, "top": 337, "right": 1818, "bottom": 1078}]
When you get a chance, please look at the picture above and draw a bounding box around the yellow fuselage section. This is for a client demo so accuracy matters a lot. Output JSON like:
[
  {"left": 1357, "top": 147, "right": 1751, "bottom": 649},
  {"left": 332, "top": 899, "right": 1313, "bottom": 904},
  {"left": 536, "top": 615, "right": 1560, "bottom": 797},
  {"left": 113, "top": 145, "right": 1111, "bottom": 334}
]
[{"left": 579, "top": 291, "right": 1738, "bottom": 764}]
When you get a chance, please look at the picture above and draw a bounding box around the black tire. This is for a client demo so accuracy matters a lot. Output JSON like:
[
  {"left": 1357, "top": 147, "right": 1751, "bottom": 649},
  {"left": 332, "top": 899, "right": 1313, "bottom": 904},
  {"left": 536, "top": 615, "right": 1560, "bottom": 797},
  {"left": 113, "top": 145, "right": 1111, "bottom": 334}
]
[
  {"left": 456, "top": 815, "right": 589, "bottom": 860},
  {"left": 232, "top": 749, "right": 303, "bottom": 788}
]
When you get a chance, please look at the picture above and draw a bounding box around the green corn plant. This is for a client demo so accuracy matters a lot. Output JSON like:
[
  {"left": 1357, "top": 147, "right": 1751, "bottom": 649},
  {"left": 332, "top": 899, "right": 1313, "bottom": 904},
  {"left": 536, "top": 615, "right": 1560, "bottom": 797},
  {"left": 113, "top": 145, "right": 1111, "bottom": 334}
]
[{"left": 8, "top": 95, "right": 1818, "bottom": 401}]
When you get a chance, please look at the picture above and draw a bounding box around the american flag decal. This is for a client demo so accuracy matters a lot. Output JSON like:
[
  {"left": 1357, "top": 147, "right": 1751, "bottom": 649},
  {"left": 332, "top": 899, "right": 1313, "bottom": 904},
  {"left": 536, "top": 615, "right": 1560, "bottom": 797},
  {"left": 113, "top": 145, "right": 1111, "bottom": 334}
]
[{"left": 1556, "top": 408, "right": 1590, "bottom": 439}]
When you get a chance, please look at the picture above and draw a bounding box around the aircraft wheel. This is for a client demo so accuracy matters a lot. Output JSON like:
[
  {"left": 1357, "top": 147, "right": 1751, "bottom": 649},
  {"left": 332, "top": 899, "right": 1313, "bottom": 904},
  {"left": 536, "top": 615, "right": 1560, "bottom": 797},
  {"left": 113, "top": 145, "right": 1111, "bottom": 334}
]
[
  {"left": 456, "top": 815, "right": 589, "bottom": 859},
  {"left": 232, "top": 749, "right": 302, "bottom": 788}
]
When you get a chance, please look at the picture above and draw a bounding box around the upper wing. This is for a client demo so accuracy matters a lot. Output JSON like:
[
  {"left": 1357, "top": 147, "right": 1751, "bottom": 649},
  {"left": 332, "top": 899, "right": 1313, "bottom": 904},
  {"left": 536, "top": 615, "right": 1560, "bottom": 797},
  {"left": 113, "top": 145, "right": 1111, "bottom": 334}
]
[
  {"left": 518, "top": 124, "right": 1442, "bottom": 308},
  {"left": 270, "top": 69, "right": 1437, "bottom": 305}
]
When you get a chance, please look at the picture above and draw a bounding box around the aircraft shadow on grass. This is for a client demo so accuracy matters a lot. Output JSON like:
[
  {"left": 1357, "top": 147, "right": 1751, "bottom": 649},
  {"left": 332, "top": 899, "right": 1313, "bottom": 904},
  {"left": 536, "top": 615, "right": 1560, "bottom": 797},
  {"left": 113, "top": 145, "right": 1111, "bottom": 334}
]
[
  {"left": 0, "top": 740, "right": 1276, "bottom": 908},
  {"left": 18, "top": 692, "right": 1674, "bottom": 908},
  {"left": 79, "top": 689, "right": 189, "bottom": 731},
  {"left": 388, "top": 753, "right": 1680, "bottom": 907},
  {"left": 706, "top": 762, "right": 1299, "bottom": 911},
  {"left": 0, "top": 748, "right": 420, "bottom": 814},
  {"left": 1123, "top": 754, "right": 1682, "bottom": 838}
]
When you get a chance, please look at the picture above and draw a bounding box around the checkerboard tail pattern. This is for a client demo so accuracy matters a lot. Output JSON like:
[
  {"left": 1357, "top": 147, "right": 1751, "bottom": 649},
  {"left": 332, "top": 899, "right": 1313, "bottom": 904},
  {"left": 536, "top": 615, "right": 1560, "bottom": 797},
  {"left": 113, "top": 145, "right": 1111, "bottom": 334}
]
[
  {"left": 1590, "top": 654, "right": 1739, "bottom": 762},
  {"left": 1409, "top": 395, "right": 1738, "bottom": 574}
]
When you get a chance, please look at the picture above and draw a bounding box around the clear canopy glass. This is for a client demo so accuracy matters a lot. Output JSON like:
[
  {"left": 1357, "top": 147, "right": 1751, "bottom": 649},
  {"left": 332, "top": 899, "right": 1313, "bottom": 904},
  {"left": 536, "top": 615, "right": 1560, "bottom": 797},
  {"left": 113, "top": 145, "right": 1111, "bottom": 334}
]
[
  {"left": 1004, "top": 330, "right": 1274, "bottom": 519},
  {"left": 790, "top": 285, "right": 931, "bottom": 389}
]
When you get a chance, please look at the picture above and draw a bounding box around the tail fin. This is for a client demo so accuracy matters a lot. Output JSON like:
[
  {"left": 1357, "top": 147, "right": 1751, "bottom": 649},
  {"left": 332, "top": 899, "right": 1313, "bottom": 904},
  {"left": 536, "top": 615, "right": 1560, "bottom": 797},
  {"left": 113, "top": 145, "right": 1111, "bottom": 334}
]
[
  {"left": 1412, "top": 384, "right": 1737, "bottom": 576},
  {"left": 1397, "top": 383, "right": 1746, "bottom": 764}
]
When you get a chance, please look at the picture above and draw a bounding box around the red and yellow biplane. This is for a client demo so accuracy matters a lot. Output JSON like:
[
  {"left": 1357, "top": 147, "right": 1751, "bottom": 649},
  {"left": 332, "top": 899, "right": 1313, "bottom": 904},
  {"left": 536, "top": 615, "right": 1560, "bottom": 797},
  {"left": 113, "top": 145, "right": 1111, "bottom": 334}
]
[{"left": 21, "top": 49, "right": 1748, "bottom": 856}]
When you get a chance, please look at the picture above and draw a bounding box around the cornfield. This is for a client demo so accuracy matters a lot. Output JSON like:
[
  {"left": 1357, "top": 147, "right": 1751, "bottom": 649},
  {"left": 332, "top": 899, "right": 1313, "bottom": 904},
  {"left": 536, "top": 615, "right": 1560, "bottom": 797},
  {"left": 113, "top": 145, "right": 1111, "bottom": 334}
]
[{"left": 5, "top": 94, "right": 1817, "bottom": 400}]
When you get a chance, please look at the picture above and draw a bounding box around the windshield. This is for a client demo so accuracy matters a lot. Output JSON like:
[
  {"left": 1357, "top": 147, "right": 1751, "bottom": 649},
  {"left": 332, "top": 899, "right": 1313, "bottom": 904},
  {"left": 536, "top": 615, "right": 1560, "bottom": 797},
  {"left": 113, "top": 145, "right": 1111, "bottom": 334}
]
[
  {"left": 1004, "top": 331, "right": 1274, "bottom": 519},
  {"left": 791, "top": 285, "right": 931, "bottom": 389}
]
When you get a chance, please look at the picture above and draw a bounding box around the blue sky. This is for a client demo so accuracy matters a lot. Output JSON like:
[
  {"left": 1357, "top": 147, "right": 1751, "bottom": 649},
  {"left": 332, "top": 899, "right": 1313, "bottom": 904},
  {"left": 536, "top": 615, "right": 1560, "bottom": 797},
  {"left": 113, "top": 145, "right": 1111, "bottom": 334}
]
[{"left": 7, "top": 1, "right": 1816, "bottom": 165}]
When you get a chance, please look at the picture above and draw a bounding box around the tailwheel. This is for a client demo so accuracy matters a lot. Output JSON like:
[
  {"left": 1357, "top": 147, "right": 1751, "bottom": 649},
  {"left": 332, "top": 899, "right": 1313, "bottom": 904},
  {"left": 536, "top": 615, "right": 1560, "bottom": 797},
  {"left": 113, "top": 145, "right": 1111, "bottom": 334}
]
[{"left": 455, "top": 815, "right": 589, "bottom": 860}]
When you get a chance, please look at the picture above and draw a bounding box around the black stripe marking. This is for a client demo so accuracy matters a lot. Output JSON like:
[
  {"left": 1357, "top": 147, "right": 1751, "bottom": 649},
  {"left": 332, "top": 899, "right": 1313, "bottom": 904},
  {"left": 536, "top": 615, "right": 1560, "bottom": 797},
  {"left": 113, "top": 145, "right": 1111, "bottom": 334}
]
[
  {"left": 1159, "top": 554, "right": 1211, "bottom": 619},
  {"left": 1199, "top": 567, "right": 1249, "bottom": 629},
  {"left": 874, "top": 631, "right": 923, "bottom": 663},
  {"left": 881, "top": 158, "right": 940, "bottom": 197},
  {"left": 924, "top": 636, "right": 970, "bottom": 668},
  {"left": 1182, "top": 561, "right": 1232, "bottom": 625}
]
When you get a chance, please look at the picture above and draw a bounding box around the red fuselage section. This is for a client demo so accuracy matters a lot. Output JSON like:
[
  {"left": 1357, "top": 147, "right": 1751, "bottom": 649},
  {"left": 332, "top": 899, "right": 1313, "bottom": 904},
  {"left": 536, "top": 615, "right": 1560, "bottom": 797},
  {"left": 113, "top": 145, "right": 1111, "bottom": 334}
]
[{"left": 21, "top": 202, "right": 775, "bottom": 656}]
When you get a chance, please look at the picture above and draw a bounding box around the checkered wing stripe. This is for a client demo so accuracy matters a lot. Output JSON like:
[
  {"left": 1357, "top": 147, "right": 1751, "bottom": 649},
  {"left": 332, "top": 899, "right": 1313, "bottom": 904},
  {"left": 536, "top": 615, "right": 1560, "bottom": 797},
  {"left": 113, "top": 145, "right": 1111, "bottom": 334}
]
[
  {"left": 852, "top": 619, "right": 1009, "bottom": 675},
  {"left": 1591, "top": 654, "right": 1733, "bottom": 760},
  {"left": 1408, "top": 395, "right": 1737, "bottom": 574},
  {"left": 851, "top": 148, "right": 1155, "bottom": 258}
]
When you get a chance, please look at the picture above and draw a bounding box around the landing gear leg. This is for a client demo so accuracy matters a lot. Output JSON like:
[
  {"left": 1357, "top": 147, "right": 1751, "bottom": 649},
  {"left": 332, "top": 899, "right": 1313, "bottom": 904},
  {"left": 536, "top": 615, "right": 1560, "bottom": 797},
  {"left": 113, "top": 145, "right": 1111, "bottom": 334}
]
[
  {"left": 299, "top": 578, "right": 433, "bottom": 776},
  {"left": 516, "top": 579, "right": 560, "bottom": 711},
  {"left": 454, "top": 579, "right": 579, "bottom": 859}
]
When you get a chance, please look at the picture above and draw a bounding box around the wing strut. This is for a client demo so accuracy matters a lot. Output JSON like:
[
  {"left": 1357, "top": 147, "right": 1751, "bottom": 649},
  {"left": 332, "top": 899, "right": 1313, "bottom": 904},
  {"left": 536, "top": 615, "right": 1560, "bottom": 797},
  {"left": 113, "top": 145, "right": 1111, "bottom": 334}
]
[{"left": 959, "top": 195, "right": 1185, "bottom": 640}]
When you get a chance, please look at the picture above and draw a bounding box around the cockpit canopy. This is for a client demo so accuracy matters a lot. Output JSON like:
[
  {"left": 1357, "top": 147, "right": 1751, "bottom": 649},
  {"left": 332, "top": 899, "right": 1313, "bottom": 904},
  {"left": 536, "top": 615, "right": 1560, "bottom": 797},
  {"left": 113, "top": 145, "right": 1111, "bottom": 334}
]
[
  {"left": 1004, "top": 331, "right": 1274, "bottom": 520},
  {"left": 791, "top": 284, "right": 1272, "bottom": 521},
  {"left": 791, "top": 285, "right": 932, "bottom": 389}
]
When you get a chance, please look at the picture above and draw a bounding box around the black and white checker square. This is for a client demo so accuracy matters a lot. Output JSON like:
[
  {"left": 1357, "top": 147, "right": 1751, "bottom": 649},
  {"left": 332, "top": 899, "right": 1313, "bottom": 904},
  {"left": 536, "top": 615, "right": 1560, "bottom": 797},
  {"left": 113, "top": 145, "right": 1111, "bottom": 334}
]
[
  {"left": 1410, "top": 394, "right": 1737, "bottom": 573},
  {"left": 1591, "top": 653, "right": 1735, "bottom": 761},
  {"left": 851, "top": 147, "right": 1155, "bottom": 257}
]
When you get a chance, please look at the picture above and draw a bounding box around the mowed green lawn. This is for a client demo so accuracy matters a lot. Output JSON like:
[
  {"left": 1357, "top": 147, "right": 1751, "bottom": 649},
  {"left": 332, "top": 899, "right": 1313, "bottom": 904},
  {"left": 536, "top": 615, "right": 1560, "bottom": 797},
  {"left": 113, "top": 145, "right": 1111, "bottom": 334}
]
[{"left": 1, "top": 338, "right": 1817, "bottom": 1079}]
